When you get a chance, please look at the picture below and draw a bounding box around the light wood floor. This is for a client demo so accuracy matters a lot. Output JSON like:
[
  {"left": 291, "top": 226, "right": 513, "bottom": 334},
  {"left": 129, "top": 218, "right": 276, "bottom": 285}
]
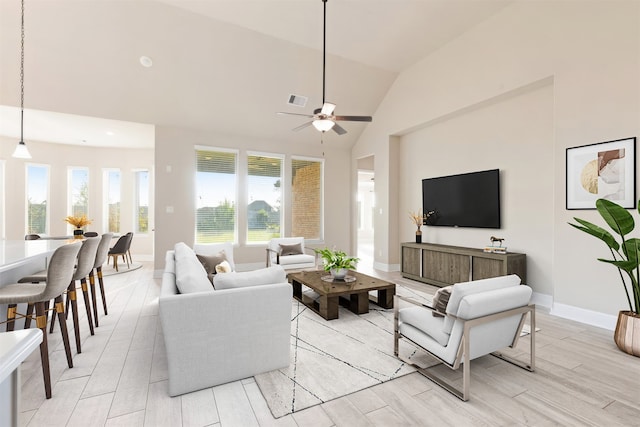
[{"left": 15, "top": 263, "right": 640, "bottom": 426}]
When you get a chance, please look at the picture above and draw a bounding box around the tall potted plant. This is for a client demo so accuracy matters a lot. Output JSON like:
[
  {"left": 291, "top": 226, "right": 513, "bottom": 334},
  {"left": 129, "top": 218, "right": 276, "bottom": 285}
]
[{"left": 569, "top": 198, "right": 640, "bottom": 356}]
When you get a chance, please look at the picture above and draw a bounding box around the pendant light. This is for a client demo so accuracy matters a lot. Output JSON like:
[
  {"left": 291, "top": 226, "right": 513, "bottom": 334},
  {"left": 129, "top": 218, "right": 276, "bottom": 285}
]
[{"left": 12, "top": 0, "right": 31, "bottom": 159}]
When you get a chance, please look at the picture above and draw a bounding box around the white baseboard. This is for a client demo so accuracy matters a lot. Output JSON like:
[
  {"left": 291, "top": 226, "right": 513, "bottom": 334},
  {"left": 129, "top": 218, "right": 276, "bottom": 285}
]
[
  {"left": 551, "top": 302, "right": 618, "bottom": 331},
  {"left": 531, "top": 292, "right": 553, "bottom": 311},
  {"left": 373, "top": 262, "right": 400, "bottom": 272}
]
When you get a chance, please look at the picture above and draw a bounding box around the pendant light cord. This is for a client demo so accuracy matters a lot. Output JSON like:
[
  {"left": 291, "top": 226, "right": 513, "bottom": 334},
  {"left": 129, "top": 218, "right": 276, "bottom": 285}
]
[
  {"left": 322, "top": 0, "right": 327, "bottom": 106},
  {"left": 20, "top": 0, "right": 25, "bottom": 143}
]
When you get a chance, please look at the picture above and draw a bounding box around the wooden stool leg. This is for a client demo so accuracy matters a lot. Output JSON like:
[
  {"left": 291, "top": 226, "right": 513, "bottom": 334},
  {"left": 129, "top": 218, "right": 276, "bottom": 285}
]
[
  {"left": 6, "top": 304, "right": 17, "bottom": 332},
  {"left": 25, "top": 304, "right": 34, "bottom": 329},
  {"left": 88, "top": 270, "right": 99, "bottom": 327},
  {"left": 81, "top": 278, "right": 95, "bottom": 335},
  {"left": 97, "top": 266, "right": 108, "bottom": 315},
  {"left": 68, "top": 281, "right": 82, "bottom": 354},
  {"left": 49, "top": 299, "right": 57, "bottom": 333},
  {"left": 35, "top": 301, "right": 52, "bottom": 399},
  {"left": 54, "top": 295, "right": 73, "bottom": 369}
]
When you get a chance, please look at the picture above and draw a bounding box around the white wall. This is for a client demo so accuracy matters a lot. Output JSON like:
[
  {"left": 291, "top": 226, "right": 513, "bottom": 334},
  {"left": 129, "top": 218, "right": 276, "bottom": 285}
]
[
  {"left": 154, "top": 125, "right": 352, "bottom": 274},
  {"left": 353, "top": 0, "right": 640, "bottom": 327},
  {"left": 0, "top": 137, "right": 155, "bottom": 257}
]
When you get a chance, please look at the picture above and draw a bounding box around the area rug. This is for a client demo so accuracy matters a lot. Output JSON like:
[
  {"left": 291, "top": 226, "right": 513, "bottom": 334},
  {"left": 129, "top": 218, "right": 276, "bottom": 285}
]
[
  {"left": 102, "top": 262, "right": 143, "bottom": 277},
  {"left": 254, "top": 284, "right": 440, "bottom": 418}
]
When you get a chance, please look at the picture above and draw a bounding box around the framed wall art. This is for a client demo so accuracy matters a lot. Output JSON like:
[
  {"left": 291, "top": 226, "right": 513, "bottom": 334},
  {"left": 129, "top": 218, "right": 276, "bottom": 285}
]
[{"left": 566, "top": 137, "right": 636, "bottom": 209}]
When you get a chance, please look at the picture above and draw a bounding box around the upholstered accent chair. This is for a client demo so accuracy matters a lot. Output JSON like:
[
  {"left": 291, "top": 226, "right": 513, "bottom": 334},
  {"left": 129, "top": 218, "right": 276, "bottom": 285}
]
[
  {"left": 394, "top": 274, "right": 535, "bottom": 401},
  {"left": 266, "top": 237, "right": 316, "bottom": 270}
]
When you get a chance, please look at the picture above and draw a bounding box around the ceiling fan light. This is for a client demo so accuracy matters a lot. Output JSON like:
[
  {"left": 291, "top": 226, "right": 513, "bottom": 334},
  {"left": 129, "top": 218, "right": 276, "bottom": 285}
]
[
  {"left": 313, "top": 119, "right": 335, "bottom": 132},
  {"left": 13, "top": 140, "right": 32, "bottom": 159}
]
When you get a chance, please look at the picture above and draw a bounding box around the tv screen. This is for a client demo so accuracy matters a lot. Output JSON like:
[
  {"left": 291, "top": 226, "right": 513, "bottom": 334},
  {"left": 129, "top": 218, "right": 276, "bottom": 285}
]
[{"left": 422, "top": 169, "right": 501, "bottom": 229}]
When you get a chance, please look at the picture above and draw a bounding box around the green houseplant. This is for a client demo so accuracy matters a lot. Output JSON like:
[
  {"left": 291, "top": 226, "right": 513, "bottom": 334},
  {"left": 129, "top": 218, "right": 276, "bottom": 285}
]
[
  {"left": 314, "top": 248, "right": 359, "bottom": 280},
  {"left": 569, "top": 198, "right": 640, "bottom": 356}
]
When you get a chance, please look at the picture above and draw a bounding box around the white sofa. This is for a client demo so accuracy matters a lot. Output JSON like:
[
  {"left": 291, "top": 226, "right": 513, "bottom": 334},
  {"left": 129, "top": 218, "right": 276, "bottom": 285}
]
[{"left": 159, "top": 242, "right": 292, "bottom": 396}]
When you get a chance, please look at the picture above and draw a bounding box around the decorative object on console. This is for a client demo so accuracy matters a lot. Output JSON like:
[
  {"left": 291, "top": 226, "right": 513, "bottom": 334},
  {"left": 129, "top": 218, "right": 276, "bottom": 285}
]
[
  {"left": 314, "top": 247, "right": 359, "bottom": 280},
  {"left": 484, "top": 236, "right": 507, "bottom": 253},
  {"left": 569, "top": 198, "right": 640, "bottom": 357},
  {"left": 566, "top": 137, "right": 636, "bottom": 209},
  {"left": 410, "top": 209, "right": 433, "bottom": 243}
]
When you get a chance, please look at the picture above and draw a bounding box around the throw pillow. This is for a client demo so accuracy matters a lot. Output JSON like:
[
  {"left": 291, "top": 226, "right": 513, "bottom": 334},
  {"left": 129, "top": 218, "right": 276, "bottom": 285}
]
[
  {"left": 196, "top": 251, "right": 228, "bottom": 275},
  {"left": 215, "top": 260, "right": 232, "bottom": 274},
  {"left": 432, "top": 285, "right": 452, "bottom": 317},
  {"left": 279, "top": 242, "right": 303, "bottom": 256}
]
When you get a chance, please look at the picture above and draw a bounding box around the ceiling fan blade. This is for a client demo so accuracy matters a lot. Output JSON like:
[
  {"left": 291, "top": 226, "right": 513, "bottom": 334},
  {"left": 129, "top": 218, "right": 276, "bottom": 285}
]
[
  {"left": 277, "top": 112, "right": 315, "bottom": 118},
  {"left": 292, "top": 121, "right": 313, "bottom": 132},
  {"left": 334, "top": 115, "right": 373, "bottom": 122},
  {"left": 320, "top": 102, "right": 336, "bottom": 116},
  {"left": 332, "top": 123, "right": 347, "bottom": 135}
]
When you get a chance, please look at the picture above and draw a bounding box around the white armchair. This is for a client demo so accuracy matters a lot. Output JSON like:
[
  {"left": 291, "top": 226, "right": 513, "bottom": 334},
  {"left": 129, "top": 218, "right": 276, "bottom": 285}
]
[
  {"left": 394, "top": 274, "right": 535, "bottom": 401},
  {"left": 266, "top": 237, "right": 316, "bottom": 270}
]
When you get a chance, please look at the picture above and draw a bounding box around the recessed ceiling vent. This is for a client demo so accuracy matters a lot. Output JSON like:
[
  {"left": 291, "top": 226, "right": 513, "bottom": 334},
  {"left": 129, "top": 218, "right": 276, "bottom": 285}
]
[{"left": 287, "top": 94, "right": 308, "bottom": 108}]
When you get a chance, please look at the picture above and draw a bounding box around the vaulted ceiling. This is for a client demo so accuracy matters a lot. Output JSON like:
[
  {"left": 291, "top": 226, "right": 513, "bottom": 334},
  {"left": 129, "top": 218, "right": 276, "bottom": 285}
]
[{"left": 0, "top": 0, "right": 512, "bottom": 149}]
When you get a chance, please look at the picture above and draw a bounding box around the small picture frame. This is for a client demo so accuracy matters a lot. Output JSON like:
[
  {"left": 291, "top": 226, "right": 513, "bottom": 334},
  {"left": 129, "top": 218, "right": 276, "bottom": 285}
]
[{"left": 566, "top": 137, "right": 636, "bottom": 209}]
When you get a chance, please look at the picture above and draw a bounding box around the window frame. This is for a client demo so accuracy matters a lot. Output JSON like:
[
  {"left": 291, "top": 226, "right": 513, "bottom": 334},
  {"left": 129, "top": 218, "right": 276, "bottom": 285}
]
[
  {"left": 245, "top": 151, "right": 284, "bottom": 245},
  {"left": 103, "top": 168, "right": 122, "bottom": 233},
  {"left": 133, "top": 169, "right": 150, "bottom": 234},
  {"left": 25, "top": 163, "right": 51, "bottom": 236},
  {"left": 195, "top": 146, "right": 239, "bottom": 244},
  {"left": 67, "top": 167, "right": 90, "bottom": 232}
]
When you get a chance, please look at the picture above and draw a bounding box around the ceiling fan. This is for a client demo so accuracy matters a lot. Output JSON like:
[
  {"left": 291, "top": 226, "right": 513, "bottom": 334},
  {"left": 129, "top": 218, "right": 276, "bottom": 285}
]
[{"left": 277, "top": 0, "right": 373, "bottom": 135}]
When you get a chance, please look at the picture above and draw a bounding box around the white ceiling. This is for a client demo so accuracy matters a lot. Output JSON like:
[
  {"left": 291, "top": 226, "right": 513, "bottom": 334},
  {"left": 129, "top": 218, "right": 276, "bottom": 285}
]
[{"left": 0, "top": 0, "right": 513, "bottom": 149}]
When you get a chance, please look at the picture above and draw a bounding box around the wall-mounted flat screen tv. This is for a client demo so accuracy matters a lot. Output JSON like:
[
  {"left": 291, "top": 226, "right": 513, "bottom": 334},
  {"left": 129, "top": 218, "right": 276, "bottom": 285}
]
[{"left": 422, "top": 169, "right": 501, "bottom": 229}]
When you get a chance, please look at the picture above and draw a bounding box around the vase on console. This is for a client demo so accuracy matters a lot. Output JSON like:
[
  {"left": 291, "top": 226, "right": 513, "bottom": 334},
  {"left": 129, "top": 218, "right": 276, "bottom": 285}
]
[{"left": 415, "top": 228, "right": 422, "bottom": 244}]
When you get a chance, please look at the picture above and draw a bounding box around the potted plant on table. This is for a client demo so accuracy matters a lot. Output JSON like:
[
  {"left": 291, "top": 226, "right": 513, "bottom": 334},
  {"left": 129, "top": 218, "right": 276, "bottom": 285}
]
[
  {"left": 314, "top": 248, "right": 359, "bottom": 280},
  {"left": 64, "top": 214, "right": 92, "bottom": 239},
  {"left": 569, "top": 198, "right": 640, "bottom": 357}
]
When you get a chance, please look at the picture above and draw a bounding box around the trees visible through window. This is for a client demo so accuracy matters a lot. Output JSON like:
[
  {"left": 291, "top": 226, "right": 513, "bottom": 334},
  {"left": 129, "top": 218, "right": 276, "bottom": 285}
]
[
  {"left": 247, "top": 154, "right": 282, "bottom": 243},
  {"left": 26, "top": 164, "right": 49, "bottom": 234},
  {"left": 69, "top": 168, "right": 89, "bottom": 219},
  {"left": 104, "top": 169, "right": 121, "bottom": 233},
  {"left": 196, "top": 149, "right": 237, "bottom": 243},
  {"left": 135, "top": 170, "right": 149, "bottom": 233},
  {"left": 291, "top": 158, "right": 323, "bottom": 240}
]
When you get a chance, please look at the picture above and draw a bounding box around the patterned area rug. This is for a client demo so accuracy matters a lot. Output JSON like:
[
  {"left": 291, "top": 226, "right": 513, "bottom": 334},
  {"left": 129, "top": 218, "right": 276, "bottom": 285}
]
[{"left": 254, "top": 284, "right": 440, "bottom": 418}]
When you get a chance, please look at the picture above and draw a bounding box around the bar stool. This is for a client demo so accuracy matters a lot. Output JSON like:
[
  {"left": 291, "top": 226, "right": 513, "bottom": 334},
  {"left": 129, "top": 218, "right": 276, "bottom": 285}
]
[
  {"left": 24, "top": 237, "right": 101, "bottom": 354},
  {"left": 0, "top": 242, "right": 82, "bottom": 398},
  {"left": 88, "top": 232, "right": 113, "bottom": 327}
]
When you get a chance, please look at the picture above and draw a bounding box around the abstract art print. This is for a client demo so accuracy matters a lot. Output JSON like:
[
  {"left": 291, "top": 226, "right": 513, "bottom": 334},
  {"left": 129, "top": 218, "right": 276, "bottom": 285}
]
[{"left": 566, "top": 137, "right": 636, "bottom": 209}]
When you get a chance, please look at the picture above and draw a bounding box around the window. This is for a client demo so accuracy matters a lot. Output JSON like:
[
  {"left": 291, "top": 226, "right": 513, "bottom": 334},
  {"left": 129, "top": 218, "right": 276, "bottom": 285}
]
[
  {"left": 26, "top": 164, "right": 49, "bottom": 235},
  {"left": 68, "top": 167, "right": 89, "bottom": 218},
  {"left": 196, "top": 148, "right": 237, "bottom": 243},
  {"left": 134, "top": 170, "right": 150, "bottom": 233},
  {"left": 247, "top": 154, "right": 283, "bottom": 243},
  {"left": 104, "top": 169, "right": 121, "bottom": 233},
  {"left": 291, "top": 157, "right": 323, "bottom": 240}
]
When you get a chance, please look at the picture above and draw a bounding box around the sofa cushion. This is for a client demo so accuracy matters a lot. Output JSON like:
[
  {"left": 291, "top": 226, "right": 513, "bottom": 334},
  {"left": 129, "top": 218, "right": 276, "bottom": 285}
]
[
  {"left": 279, "top": 243, "right": 303, "bottom": 256},
  {"left": 213, "top": 265, "right": 286, "bottom": 290},
  {"left": 399, "top": 306, "right": 449, "bottom": 347},
  {"left": 276, "top": 254, "right": 315, "bottom": 266},
  {"left": 443, "top": 274, "right": 521, "bottom": 334},
  {"left": 174, "top": 242, "right": 213, "bottom": 294}
]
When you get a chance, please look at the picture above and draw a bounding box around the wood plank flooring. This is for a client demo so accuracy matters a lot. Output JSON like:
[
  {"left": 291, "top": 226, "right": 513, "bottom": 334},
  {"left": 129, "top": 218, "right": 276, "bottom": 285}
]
[{"left": 14, "top": 263, "right": 640, "bottom": 426}]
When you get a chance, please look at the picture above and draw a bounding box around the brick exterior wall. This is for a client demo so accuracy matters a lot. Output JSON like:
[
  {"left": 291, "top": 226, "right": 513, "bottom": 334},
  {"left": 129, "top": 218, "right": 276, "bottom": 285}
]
[{"left": 292, "top": 162, "right": 321, "bottom": 239}]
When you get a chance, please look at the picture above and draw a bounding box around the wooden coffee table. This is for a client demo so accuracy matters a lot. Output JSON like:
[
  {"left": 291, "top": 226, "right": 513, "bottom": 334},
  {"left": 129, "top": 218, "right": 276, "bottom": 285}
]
[{"left": 287, "top": 270, "right": 396, "bottom": 320}]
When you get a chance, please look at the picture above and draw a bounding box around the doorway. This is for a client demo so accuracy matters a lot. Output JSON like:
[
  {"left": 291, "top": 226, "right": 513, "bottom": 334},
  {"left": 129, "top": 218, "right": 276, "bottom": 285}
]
[{"left": 357, "top": 156, "right": 375, "bottom": 272}]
